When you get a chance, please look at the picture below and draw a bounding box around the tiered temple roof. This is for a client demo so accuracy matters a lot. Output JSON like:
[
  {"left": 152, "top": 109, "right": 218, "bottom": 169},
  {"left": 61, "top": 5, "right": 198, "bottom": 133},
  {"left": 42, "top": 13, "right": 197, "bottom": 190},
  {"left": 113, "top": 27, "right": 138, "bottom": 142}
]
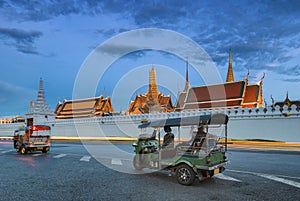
[
  {"left": 175, "top": 50, "right": 264, "bottom": 111},
  {"left": 275, "top": 92, "right": 300, "bottom": 108},
  {"left": 126, "top": 67, "right": 174, "bottom": 114},
  {"left": 54, "top": 96, "right": 114, "bottom": 119}
]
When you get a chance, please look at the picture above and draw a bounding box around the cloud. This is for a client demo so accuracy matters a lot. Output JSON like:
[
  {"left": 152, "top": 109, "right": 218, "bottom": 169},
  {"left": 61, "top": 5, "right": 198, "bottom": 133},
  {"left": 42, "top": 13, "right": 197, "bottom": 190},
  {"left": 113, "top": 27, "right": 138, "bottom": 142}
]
[
  {"left": 0, "top": 27, "right": 42, "bottom": 54},
  {"left": 281, "top": 64, "right": 300, "bottom": 77},
  {"left": 0, "top": 0, "right": 80, "bottom": 21},
  {"left": 1, "top": 0, "right": 300, "bottom": 79},
  {"left": 282, "top": 78, "right": 300, "bottom": 83},
  {"left": 0, "top": 27, "right": 42, "bottom": 43}
]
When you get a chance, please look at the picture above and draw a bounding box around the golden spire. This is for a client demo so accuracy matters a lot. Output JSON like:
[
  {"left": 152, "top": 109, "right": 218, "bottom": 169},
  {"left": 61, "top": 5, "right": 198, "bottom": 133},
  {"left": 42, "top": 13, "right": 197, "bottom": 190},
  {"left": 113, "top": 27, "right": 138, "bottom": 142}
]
[
  {"left": 184, "top": 56, "right": 189, "bottom": 92},
  {"left": 148, "top": 65, "right": 159, "bottom": 102},
  {"left": 284, "top": 91, "right": 292, "bottom": 107},
  {"left": 226, "top": 49, "right": 234, "bottom": 82}
]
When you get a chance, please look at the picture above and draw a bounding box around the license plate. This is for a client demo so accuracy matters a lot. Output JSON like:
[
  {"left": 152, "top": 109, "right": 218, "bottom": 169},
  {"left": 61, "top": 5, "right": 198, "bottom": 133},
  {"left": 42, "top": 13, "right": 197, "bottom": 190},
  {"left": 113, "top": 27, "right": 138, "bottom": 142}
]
[{"left": 214, "top": 168, "right": 220, "bottom": 175}]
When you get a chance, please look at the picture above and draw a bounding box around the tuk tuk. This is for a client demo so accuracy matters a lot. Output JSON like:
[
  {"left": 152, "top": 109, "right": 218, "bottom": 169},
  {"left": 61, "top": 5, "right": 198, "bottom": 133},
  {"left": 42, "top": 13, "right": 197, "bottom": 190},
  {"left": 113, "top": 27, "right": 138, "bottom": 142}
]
[
  {"left": 13, "top": 125, "right": 51, "bottom": 154},
  {"left": 132, "top": 113, "right": 229, "bottom": 185}
]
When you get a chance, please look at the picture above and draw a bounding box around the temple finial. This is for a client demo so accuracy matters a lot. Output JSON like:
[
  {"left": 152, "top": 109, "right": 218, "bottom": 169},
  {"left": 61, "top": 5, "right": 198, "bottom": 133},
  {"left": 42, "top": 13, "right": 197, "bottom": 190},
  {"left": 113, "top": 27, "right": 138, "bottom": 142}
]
[
  {"left": 245, "top": 68, "right": 250, "bottom": 85},
  {"left": 257, "top": 72, "right": 265, "bottom": 107},
  {"left": 184, "top": 56, "right": 189, "bottom": 92},
  {"left": 261, "top": 72, "right": 265, "bottom": 80}
]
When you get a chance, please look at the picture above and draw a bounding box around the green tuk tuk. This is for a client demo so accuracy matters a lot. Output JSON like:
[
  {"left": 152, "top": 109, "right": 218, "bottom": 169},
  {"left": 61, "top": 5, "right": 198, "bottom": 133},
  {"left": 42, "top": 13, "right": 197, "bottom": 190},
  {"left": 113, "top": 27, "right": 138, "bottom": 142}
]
[{"left": 132, "top": 113, "right": 229, "bottom": 185}]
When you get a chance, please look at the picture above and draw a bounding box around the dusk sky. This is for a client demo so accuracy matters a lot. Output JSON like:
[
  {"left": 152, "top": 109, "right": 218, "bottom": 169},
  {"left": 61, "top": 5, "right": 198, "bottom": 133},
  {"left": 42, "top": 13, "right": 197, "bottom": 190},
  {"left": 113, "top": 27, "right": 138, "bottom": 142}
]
[{"left": 1, "top": 0, "right": 300, "bottom": 116}]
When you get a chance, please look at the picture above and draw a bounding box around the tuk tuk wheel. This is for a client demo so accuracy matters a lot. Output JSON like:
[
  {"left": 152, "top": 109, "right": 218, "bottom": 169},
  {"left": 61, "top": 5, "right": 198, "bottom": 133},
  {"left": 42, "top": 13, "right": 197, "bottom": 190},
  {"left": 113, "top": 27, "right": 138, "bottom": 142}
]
[
  {"left": 133, "top": 155, "right": 143, "bottom": 170},
  {"left": 176, "top": 164, "right": 196, "bottom": 185},
  {"left": 20, "top": 146, "right": 27, "bottom": 155},
  {"left": 42, "top": 147, "right": 49, "bottom": 153}
]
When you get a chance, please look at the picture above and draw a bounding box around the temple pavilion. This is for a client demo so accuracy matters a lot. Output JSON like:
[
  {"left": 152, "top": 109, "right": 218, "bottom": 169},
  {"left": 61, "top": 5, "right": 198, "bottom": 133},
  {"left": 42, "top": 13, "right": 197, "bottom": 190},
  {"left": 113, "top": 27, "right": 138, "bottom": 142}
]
[
  {"left": 274, "top": 92, "right": 300, "bottom": 108},
  {"left": 175, "top": 50, "right": 264, "bottom": 111},
  {"left": 126, "top": 67, "right": 174, "bottom": 114},
  {"left": 54, "top": 96, "right": 114, "bottom": 119}
]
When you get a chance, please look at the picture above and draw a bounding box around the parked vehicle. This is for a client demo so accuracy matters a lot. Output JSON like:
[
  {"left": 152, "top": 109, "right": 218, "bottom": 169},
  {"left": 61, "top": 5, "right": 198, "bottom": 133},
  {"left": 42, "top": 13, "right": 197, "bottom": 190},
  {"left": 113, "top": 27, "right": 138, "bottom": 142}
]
[
  {"left": 13, "top": 125, "right": 51, "bottom": 154},
  {"left": 132, "top": 113, "right": 229, "bottom": 185}
]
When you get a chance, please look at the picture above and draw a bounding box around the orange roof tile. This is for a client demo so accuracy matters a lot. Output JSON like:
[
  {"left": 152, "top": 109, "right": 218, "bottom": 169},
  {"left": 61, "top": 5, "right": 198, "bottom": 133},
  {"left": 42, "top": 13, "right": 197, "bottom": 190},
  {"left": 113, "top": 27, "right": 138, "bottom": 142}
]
[
  {"left": 181, "top": 81, "right": 245, "bottom": 110},
  {"left": 243, "top": 84, "right": 259, "bottom": 103},
  {"left": 54, "top": 96, "right": 113, "bottom": 119}
]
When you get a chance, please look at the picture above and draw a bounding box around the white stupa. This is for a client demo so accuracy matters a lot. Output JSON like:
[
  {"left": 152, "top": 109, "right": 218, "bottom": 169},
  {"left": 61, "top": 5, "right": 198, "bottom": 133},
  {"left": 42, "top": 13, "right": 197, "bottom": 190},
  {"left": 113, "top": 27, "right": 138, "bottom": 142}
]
[{"left": 26, "top": 78, "right": 54, "bottom": 124}]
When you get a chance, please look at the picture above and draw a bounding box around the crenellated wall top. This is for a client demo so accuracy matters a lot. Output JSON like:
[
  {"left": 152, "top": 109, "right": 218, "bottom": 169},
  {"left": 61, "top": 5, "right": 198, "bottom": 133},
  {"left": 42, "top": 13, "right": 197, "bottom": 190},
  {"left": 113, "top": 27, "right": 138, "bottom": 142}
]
[{"left": 47, "top": 104, "right": 300, "bottom": 125}]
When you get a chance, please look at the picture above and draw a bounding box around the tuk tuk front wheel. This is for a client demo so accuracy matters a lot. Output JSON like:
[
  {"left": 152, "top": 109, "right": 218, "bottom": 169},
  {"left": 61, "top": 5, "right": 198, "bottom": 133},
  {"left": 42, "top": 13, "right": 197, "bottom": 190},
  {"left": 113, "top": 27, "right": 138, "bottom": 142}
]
[
  {"left": 133, "top": 155, "right": 143, "bottom": 170},
  {"left": 20, "top": 146, "right": 27, "bottom": 155},
  {"left": 176, "top": 164, "right": 196, "bottom": 185}
]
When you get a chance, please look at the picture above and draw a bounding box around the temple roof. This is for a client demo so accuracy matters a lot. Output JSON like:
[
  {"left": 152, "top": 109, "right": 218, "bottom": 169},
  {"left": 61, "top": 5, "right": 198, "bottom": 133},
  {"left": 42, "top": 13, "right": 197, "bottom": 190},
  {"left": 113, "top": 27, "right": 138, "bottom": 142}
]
[
  {"left": 175, "top": 92, "right": 187, "bottom": 110},
  {"left": 127, "top": 67, "right": 174, "bottom": 114},
  {"left": 243, "top": 84, "right": 259, "bottom": 104},
  {"left": 175, "top": 80, "right": 262, "bottom": 111},
  {"left": 54, "top": 96, "right": 114, "bottom": 119},
  {"left": 181, "top": 81, "right": 245, "bottom": 110},
  {"left": 275, "top": 92, "right": 300, "bottom": 107},
  {"left": 175, "top": 50, "right": 263, "bottom": 111}
]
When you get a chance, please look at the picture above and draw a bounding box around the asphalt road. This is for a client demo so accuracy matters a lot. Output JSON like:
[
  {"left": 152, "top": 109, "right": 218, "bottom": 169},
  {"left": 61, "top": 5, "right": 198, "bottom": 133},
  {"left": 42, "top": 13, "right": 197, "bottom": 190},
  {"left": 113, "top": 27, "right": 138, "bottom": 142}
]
[{"left": 0, "top": 140, "right": 299, "bottom": 201}]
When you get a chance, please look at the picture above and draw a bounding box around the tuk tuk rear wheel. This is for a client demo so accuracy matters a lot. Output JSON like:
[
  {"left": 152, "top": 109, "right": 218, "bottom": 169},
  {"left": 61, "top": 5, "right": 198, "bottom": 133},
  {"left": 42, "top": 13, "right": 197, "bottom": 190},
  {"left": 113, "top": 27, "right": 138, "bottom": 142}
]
[
  {"left": 176, "top": 164, "right": 195, "bottom": 185},
  {"left": 42, "top": 147, "right": 49, "bottom": 153},
  {"left": 20, "top": 146, "right": 27, "bottom": 155},
  {"left": 133, "top": 155, "right": 143, "bottom": 170}
]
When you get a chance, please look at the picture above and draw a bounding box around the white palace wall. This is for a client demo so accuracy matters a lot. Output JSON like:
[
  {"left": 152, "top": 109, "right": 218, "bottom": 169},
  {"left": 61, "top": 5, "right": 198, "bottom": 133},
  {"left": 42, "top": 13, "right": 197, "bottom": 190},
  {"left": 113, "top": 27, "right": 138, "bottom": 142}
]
[
  {"left": 226, "top": 105, "right": 300, "bottom": 142},
  {"left": 1, "top": 105, "right": 299, "bottom": 142}
]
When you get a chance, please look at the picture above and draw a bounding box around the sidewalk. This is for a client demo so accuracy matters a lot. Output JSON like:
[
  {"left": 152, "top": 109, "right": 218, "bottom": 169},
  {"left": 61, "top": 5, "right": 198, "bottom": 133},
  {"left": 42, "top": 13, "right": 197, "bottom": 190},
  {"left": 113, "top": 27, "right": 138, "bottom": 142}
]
[{"left": 227, "top": 140, "right": 300, "bottom": 152}]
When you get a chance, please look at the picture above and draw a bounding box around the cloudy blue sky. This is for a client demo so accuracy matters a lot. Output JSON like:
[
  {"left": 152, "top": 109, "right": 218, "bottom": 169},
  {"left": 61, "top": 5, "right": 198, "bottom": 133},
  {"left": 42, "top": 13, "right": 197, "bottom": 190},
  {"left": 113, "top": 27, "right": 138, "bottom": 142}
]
[{"left": 0, "top": 0, "right": 300, "bottom": 116}]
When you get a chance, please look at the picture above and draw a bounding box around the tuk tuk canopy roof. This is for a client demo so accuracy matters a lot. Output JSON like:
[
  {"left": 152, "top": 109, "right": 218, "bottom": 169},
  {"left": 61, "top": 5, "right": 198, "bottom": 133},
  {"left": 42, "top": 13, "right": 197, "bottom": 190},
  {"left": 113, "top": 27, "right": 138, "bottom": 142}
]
[
  {"left": 29, "top": 125, "right": 51, "bottom": 131},
  {"left": 138, "top": 113, "right": 228, "bottom": 128},
  {"left": 15, "top": 125, "right": 51, "bottom": 132}
]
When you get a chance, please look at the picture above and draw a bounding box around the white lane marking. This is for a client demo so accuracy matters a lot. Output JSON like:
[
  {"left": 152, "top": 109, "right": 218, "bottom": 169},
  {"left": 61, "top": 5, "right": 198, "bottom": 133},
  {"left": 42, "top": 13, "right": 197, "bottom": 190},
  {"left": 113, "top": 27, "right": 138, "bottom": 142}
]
[
  {"left": 214, "top": 173, "right": 241, "bottom": 182},
  {"left": 53, "top": 154, "right": 67, "bottom": 158},
  {"left": 32, "top": 153, "right": 43, "bottom": 157},
  {"left": 1, "top": 149, "right": 14, "bottom": 154},
  {"left": 228, "top": 169, "right": 300, "bottom": 189},
  {"left": 111, "top": 158, "right": 123, "bottom": 165},
  {"left": 228, "top": 169, "right": 300, "bottom": 180},
  {"left": 255, "top": 173, "right": 300, "bottom": 189},
  {"left": 80, "top": 156, "right": 91, "bottom": 162}
]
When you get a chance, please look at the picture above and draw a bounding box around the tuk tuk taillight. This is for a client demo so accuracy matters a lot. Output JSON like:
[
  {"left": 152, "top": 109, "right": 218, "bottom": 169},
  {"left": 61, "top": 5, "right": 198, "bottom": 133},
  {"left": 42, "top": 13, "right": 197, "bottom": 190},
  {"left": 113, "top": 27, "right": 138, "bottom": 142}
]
[
  {"left": 29, "top": 142, "right": 33, "bottom": 147},
  {"left": 206, "top": 158, "right": 211, "bottom": 164}
]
